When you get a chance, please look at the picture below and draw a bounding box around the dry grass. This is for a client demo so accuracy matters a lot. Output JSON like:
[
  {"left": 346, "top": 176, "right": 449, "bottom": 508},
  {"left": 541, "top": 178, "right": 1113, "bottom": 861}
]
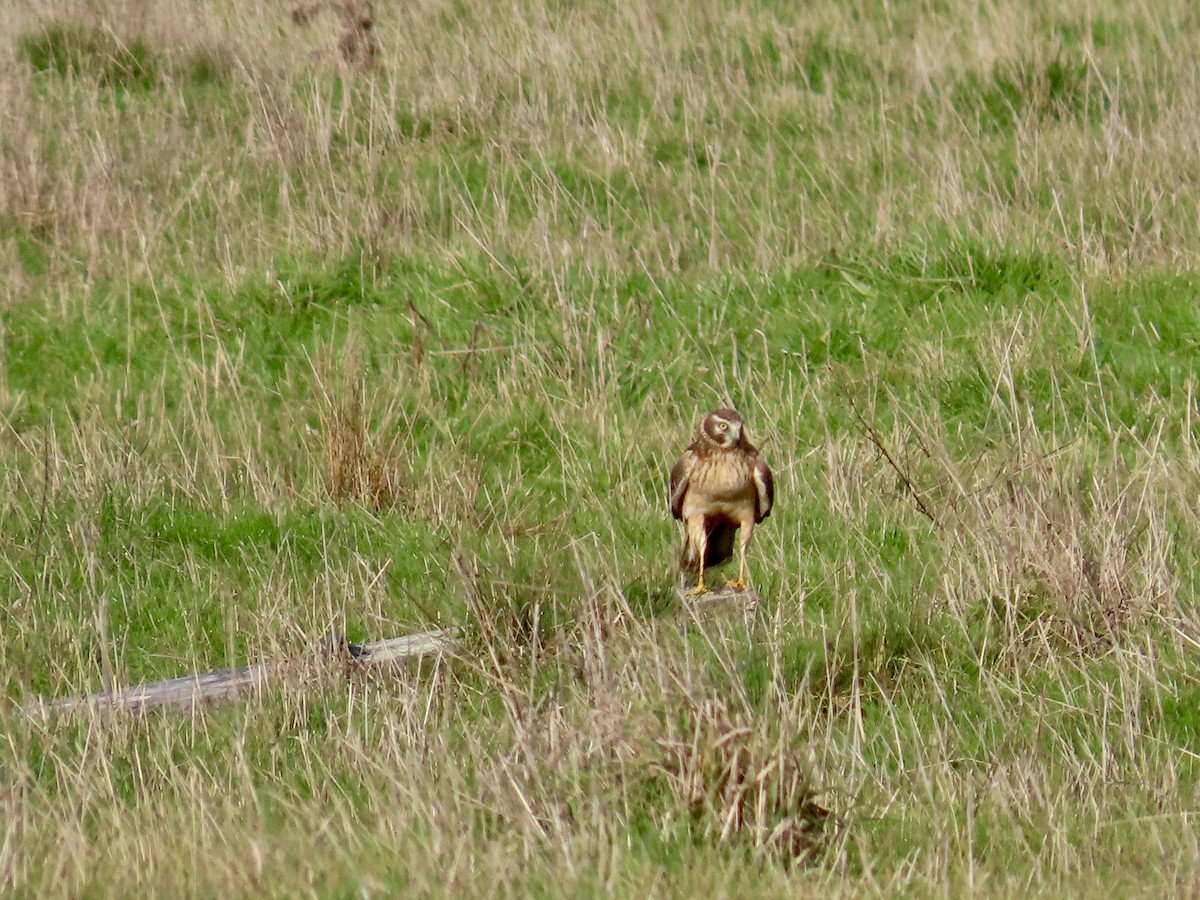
[
  {"left": 5, "top": 0, "right": 1200, "bottom": 895},
  {"left": 2, "top": 0, "right": 1199, "bottom": 297}
]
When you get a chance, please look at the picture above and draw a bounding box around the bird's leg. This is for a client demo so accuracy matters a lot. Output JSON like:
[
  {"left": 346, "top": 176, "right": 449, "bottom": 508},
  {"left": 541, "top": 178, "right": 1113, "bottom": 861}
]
[
  {"left": 725, "top": 520, "right": 754, "bottom": 592},
  {"left": 686, "top": 517, "right": 711, "bottom": 596}
]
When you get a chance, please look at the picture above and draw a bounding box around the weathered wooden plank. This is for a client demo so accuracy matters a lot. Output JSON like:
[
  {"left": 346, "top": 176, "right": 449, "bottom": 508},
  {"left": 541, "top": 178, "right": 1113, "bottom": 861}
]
[
  {"left": 24, "top": 627, "right": 458, "bottom": 720},
  {"left": 350, "top": 629, "right": 460, "bottom": 664},
  {"left": 672, "top": 585, "right": 759, "bottom": 621}
]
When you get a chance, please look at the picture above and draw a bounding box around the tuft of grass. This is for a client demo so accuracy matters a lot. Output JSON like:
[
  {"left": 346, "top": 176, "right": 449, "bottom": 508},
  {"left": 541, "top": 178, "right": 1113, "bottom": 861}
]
[
  {"left": 17, "top": 22, "right": 235, "bottom": 93},
  {"left": 19, "top": 24, "right": 160, "bottom": 90},
  {"left": 950, "top": 51, "right": 1106, "bottom": 131}
]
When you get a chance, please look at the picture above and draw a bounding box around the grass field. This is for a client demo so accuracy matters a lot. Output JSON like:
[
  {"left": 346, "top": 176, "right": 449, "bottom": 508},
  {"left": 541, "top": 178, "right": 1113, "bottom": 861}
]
[{"left": 5, "top": 0, "right": 1200, "bottom": 894}]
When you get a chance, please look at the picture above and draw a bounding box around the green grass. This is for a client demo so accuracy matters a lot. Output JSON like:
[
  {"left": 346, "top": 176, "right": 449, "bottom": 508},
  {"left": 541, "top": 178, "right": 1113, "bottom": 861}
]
[{"left": 5, "top": 0, "right": 1200, "bottom": 895}]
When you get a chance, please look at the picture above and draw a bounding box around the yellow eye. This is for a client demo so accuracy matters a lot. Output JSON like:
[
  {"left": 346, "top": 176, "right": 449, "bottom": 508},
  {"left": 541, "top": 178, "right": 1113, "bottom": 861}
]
[{"left": 718, "top": 422, "right": 727, "bottom": 431}]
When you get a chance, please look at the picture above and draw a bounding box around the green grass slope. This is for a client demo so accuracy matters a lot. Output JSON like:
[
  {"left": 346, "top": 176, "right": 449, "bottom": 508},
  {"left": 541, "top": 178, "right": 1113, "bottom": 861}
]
[{"left": 4, "top": 0, "right": 1200, "bottom": 895}]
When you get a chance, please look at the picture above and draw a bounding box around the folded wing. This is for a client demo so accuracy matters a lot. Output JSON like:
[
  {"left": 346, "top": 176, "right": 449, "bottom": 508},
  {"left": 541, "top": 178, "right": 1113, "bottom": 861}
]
[
  {"left": 669, "top": 448, "right": 696, "bottom": 520},
  {"left": 752, "top": 454, "right": 774, "bottom": 522}
]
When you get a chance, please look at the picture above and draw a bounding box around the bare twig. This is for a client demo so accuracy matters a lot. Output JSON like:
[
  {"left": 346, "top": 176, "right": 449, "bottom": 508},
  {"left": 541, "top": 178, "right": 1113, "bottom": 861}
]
[
  {"left": 30, "top": 431, "right": 52, "bottom": 600},
  {"left": 849, "top": 397, "right": 939, "bottom": 526}
]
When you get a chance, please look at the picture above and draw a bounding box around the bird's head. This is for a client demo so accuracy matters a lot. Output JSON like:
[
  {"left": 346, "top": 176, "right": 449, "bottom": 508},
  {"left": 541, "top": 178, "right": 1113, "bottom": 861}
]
[{"left": 700, "top": 408, "right": 745, "bottom": 448}]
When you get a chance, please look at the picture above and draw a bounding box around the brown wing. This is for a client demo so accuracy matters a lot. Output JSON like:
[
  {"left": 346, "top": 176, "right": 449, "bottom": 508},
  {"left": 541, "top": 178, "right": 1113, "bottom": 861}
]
[
  {"left": 669, "top": 447, "right": 697, "bottom": 520},
  {"left": 752, "top": 453, "right": 774, "bottom": 522}
]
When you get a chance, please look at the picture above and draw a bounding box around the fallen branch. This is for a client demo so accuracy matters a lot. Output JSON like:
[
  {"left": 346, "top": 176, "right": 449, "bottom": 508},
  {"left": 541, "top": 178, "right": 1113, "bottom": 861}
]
[
  {"left": 849, "top": 398, "right": 939, "bottom": 526},
  {"left": 24, "top": 627, "right": 458, "bottom": 720}
]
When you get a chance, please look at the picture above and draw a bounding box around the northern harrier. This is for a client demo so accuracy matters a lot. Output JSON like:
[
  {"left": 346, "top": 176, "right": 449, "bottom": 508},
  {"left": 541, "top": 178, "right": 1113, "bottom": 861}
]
[{"left": 669, "top": 408, "right": 774, "bottom": 595}]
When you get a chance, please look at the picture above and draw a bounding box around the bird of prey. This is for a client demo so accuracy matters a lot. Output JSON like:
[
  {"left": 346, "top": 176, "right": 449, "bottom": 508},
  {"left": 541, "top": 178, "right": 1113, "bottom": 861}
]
[{"left": 669, "top": 408, "right": 774, "bottom": 595}]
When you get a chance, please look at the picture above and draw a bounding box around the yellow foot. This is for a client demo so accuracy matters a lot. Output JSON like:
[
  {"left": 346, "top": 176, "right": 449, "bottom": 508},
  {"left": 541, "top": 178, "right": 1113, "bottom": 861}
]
[
  {"left": 724, "top": 579, "right": 748, "bottom": 592},
  {"left": 686, "top": 584, "right": 712, "bottom": 597}
]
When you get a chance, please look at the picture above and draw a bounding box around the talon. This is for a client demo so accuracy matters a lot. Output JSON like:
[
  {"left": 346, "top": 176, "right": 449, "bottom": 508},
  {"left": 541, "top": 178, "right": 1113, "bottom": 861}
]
[
  {"left": 724, "top": 579, "right": 748, "bottom": 592},
  {"left": 687, "top": 584, "right": 713, "bottom": 597}
]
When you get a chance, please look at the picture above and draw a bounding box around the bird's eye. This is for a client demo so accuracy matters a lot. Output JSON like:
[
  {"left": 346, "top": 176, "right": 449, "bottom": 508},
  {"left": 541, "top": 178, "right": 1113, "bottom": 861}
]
[{"left": 717, "top": 422, "right": 727, "bottom": 431}]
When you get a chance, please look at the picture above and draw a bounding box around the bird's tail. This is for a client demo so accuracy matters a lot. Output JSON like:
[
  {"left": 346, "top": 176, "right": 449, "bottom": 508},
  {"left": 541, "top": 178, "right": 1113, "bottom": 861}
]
[{"left": 680, "top": 523, "right": 736, "bottom": 573}]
